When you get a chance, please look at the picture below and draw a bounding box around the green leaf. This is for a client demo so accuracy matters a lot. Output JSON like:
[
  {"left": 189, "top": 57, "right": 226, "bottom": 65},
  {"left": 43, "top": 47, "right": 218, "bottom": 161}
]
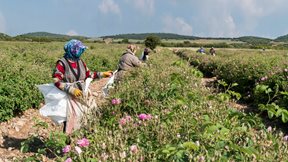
[
  {"left": 255, "top": 85, "right": 269, "bottom": 93},
  {"left": 268, "top": 110, "right": 275, "bottom": 119},
  {"left": 231, "top": 83, "right": 239, "bottom": 87},
  {"left": 162, "top": 149, "right": 170, "bottom": 154},
  {"left": 168, "top": 146, "right": 177, "bottom": 151},
  {"left": 182, "top": 142, "right": 199, "bottom": 151},
  {"left": 275, "top": 109, "right": 282, "bottom": 117},
  {"left": 281, "top": 110, "right": 288, "bottom": 123}
]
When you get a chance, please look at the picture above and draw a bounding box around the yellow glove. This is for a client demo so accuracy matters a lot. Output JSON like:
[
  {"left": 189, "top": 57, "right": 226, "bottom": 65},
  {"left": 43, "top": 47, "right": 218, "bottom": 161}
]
[
  {"left": 73, "top": 88, "right": 83, "bottom": 97},
  {"left": 102, "top": 71, "right": 113, "bottom": 78}
]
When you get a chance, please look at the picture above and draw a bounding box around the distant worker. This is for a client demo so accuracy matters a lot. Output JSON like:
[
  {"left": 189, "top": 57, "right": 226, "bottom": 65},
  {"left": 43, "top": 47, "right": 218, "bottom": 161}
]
[
  {"left": 114, "top": 44, "right": 143, "bottom": 82},
  {"left": 140, "top": 48, "right": 151, "bottom": 62},
  {"left": 209, "top": 47, "right": 216, "bottom": 56},
  {"left": 197, "top": 47, "right": 205, "bottom": 54}
]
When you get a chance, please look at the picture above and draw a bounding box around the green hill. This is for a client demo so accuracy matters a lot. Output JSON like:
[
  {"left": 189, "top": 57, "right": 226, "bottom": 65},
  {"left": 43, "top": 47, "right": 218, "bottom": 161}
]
[
  {"left": 100, "top": 33, "right": 276, "bottom": 44},
  {"left": 0, "top": 33, "right": 11, "bottom": 40},
  {"left": 233, "top": 36, "right": 272, "bottom": 44},
  {"left": 2, "top": 31, "right": 288, "bottom": 46},
  {"left": 19, "top": 32, "right": 71, "bottom": 38},
  {"left": 101, "top": 33, "right": 200, "bottom": 40},
  {"left": 14, "top": 32, "right": 89, "bottom": 42},
  {"left": 274, "top": 34, "right": 288, "bottom": 42}
]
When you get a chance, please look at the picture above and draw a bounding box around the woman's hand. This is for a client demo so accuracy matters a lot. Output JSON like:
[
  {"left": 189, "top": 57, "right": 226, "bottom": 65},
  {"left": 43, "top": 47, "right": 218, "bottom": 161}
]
[
  {"left": 73, "top": 88, "right": 83, "bottom": 97},
  {"left": 102, "top": 71, "right": 113, "bottom": 78}
]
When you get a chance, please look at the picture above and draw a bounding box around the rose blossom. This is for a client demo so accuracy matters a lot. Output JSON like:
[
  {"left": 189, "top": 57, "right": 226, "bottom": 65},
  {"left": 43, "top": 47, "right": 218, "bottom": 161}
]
[
  {"left": 65, "top": 158, "right": 72, "bottom": 162},
  {"left": 146, "top": 114, "right": 152, "bottom": 120},
  {"left": 130, "top": 145, "right": 138, "bottom": 154},
  {"left": 62, "top": 145, "right": 71, "bottom": 153},
  {"left": 138, "top": 114, "right": 147, "bottom": 120},
  {"left": 138, "top": 113, "right": 152, "bottom": 120},
  {"left": 77, "top": 138, "right": 90, "bottom": 147},
  {"left": 111, "top": 99, "right": 118, "bottom": 105},
  {"left": 75, "top": 146, "right": 82, "bottom": 155},
  {"left": 116, "top": 98, "right": 121, "bottom": 104},
  {"left": 112, "top": 98, "right": 121, "bottom": 105},
  {"left": 283, "top": 135, "right": 288, "bottom": 141},
  {"left": 119, "top": 118, "right": 127, "bottom": 126},
  {"left": 267, "top": 126, "right": 272, "bottom": 132}
]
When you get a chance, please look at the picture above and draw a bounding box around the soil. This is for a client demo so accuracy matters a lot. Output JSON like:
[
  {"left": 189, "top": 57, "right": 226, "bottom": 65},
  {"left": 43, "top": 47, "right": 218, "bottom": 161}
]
[
  {"left": 0, "top": 78, "right": 110, "bottom": 162},
  {"left": 201, "top": 77, "right": 251, "bottom": 111}
]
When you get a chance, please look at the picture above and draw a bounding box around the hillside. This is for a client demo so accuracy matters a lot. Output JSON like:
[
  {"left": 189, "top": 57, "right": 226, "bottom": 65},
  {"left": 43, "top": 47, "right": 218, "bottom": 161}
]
[
  {"left": 0, "top": 33, "right": 11, "bottom": 40},
  {"left": 233, "top": 36, "right": 272, "bottom": 44},
  {"left": 100, "top": 33, "right": 200, "bottom": 40},
  {"left": 274, "top": 34, "right": 288, "bottom": 42},
  {"left": 14, "top": 32, "right": 89, "bottom": 42},
  {"left": 1, "top": 31, "right": 288, "bottom": 46},
  {"left": 19, "top": 32, "right": 69, "bottom": 38},
  {"left": 101, "top": 33, "right": 277, "bottom": 44}
]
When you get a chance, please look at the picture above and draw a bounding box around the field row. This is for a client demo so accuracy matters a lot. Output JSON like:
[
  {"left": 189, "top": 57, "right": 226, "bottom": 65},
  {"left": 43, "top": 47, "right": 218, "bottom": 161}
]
[{"left": 174, "top": 48, "right": 288, "bottom": 123}]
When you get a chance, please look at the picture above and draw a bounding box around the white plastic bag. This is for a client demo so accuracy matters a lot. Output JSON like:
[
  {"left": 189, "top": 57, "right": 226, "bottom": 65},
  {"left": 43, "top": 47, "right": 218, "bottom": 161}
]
[
  {"left": 102, "top": 70, "right": 117, "bottom": 97},
  {"left": 37, "top": 79, "right": 93, "bottom": 125},
  {"left": 37, "top": 83, "right": 68, "bottom": 124},
  {"left": 83, "top": 78, "right": 93, "bottom": 96}
]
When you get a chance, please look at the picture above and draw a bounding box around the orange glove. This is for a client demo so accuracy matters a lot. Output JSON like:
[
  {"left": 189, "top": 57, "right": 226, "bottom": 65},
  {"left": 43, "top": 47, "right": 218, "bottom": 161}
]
[
  {"left": 102, "top": 71, "right": 113, "bottom": 78},
  {"left": 73, "top": 88, "right": 83, "bottom": 97}
]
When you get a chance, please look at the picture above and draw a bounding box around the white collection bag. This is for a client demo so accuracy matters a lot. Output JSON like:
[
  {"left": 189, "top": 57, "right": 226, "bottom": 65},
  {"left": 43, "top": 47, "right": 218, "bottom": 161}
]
[
  {"left": 37, "top": 79, "right": 93, "bottom": 125},
  {"left": 102, "top": 70, "right": 117, "bottom": 97},
  {"left": 37, "top": 83, "right": 68, "bottom": 124}
]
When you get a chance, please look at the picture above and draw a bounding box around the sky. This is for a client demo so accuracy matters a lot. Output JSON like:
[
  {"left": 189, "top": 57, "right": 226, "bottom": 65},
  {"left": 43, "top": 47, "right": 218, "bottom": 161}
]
[{"left": 0, "top": 0, "right": 288, "bottom": 38}]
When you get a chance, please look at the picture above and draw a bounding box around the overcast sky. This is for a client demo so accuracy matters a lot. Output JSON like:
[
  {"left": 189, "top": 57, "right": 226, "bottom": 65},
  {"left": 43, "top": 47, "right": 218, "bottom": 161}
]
[{"left": 0, "top": 0, "right": 287, "bottom": 38}]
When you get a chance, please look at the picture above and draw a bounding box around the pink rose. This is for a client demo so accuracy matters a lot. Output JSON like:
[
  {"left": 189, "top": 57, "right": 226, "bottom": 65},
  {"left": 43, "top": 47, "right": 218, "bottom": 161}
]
[
  {"left": 138, "top": 114, "right": 147, "bottom": 120},
  {"left": 77, "top": 138, "right": 90, "bottom": 147},
  {"left": 260, "top": 76, "right": 268, "bottom": 81},
  {"left": 112, "top": 98, "right": 121, "bottom": 105},
  {"left": 116, "top": 98, "right": 121, "bottom": 104},
  {"left": 267, "top": 126, "right": 272, "bottom": 132},
  {"left": 62, "top": 145, "right": 71, "bottom": 153},
  {"left": 130, "top": 145, "right": 138, "bottom": 154},
  {"left": 75, "top": 146, "right": 82, "bottom": 155},
  {"left": 119, "top": 118, "right": 127, "bottom": 126},
  {"left": 283, "top": 135, "right": 288, "bottom": 141},
  {"left": 65, "top": 158, "right": 72, "bottom": 162},
  {"left": 112, "top": 99, "right": 118, "bottom": 105},
  {"left": 146, "top": 114, "right": 152, "bottom": 120},
  {"left": 138, "top": 113, "right": 152, "bottom": 120}
]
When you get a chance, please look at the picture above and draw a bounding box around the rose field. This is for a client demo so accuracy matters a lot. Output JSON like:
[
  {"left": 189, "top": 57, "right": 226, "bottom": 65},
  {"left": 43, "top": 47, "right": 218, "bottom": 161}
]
[
  {"left": 175, "top": 49, "right": 288, "bottom": 124},
  {"left": 0, "top": 41, "right": 288, "bottom": 161}
]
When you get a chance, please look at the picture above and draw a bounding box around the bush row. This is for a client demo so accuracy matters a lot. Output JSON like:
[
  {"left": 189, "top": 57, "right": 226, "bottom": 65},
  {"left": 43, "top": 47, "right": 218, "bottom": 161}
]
[{"left": 174, "top": 49, "right": 288, "bottom": 122}]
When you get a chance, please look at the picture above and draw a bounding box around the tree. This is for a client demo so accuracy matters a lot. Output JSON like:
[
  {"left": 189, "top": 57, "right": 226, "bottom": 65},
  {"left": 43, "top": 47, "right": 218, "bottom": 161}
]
[
  {"left": 144, "top": 35, "right": 161, "bottom": 50},
  {"left": 121, "top": 38, "right": 129, "bottom": 43}
]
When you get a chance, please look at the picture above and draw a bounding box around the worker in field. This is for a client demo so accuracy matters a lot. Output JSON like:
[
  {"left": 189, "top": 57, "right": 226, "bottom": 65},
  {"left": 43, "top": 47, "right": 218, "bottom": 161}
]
[
  {"left": 114, "top": 44, "right": 143, "bottom": 82},
  {"left": 209, "top": 47, "right": 216, "bottom": 56},
  {"left": 140, "top": 47, "right": 151, "bottom": 62},
  {"left": 197, "top": 47, "right": 205, "bottom": 54},
  {"left": 52, "top": 39, "right": 113, "bottom": 134}
]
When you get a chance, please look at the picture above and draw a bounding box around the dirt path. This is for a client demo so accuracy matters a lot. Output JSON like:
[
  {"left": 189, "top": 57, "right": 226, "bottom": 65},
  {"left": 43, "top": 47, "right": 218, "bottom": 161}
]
[
  {"left": 0, "top": 78, "right": 110, "bottom": 162},
  {"left": 201, "top": 77, "right": 250, "bottom": 111}
]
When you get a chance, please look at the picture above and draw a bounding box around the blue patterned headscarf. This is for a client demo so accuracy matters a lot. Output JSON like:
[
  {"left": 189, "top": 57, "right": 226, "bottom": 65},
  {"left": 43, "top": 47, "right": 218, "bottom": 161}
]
[{"left": 64, "top": 39, "right": 87, "bottom": 60}]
